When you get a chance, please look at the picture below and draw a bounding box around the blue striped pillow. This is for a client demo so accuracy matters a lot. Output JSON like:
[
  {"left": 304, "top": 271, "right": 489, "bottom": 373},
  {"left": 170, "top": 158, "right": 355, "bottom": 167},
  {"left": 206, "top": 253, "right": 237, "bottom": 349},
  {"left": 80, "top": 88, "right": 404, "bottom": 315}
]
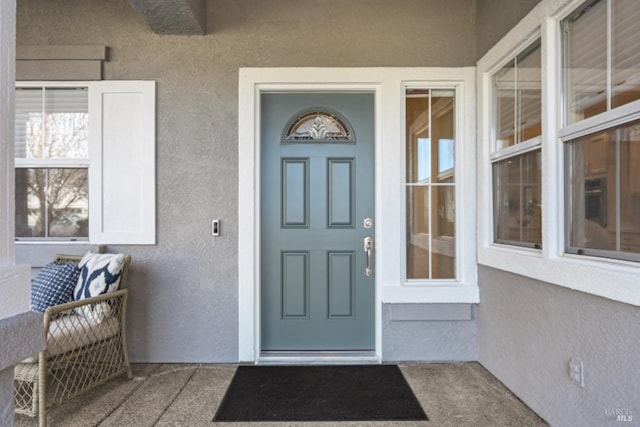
[{"left": 31, "top": 263, "right": 80, "bottom": 312}]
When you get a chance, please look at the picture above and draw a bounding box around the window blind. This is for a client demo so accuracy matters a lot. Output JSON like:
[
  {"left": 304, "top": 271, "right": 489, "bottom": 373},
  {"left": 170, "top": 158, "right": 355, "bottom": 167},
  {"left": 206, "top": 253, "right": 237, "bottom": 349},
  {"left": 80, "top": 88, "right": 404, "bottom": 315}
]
[
  {"left": 14, "top": 87, "right": 88, "bottom": 158},
  {"left": 566, "top": 0, "right": 640, "bottom": 113}
]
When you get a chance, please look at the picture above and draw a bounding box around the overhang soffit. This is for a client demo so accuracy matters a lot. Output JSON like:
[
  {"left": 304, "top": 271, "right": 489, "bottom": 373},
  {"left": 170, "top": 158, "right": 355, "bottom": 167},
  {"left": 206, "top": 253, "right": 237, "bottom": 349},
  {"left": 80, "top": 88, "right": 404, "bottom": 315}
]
[{"left": 127, "top": 0, "right": 207, "bottom": 35}]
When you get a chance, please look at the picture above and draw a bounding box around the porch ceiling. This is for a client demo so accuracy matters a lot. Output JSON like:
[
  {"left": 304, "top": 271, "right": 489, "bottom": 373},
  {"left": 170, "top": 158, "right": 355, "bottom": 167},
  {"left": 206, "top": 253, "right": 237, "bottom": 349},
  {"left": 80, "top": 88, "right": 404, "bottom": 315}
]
[{"left": 127, "top": 0, "right": 206, "bottom": 35}]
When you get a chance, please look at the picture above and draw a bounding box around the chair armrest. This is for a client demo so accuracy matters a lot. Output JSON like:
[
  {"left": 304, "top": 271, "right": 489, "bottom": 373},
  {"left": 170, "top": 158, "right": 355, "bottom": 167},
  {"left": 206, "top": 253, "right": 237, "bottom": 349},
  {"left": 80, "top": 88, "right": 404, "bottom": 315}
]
[{"left": 42, "top": 289, "right": 128, "bottom": 333}]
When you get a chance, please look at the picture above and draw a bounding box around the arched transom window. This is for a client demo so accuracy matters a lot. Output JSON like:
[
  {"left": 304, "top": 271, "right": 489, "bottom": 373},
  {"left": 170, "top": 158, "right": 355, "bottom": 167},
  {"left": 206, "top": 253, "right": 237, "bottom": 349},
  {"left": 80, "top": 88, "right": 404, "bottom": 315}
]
[{"left": 283, "top": 110, "right": 354, "bottom": 142}]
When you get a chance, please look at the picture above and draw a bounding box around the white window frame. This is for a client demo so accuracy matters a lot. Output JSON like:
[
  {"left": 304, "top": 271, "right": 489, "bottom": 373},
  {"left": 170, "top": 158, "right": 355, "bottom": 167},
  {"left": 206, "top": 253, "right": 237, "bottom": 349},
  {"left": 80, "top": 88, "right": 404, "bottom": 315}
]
[
  {"left": 14, "top": 84, "right": 90, "bottom": 241},
  {"left": 477, "top": 0, "right": 640, "bottom": 307},
  {"left": 401, "top": 84, "right": 470, "bottom": 285},
  {"left": 392, "top": 72, "right": 477, "bottom": 304},
  {"left": 489, "top": 37, "right": 543, "bottom": 249},
  {"left": 15, "top": 81, "right": 156, "bottom": 245},
  {"left": 560, "top": 0, "right": 640, "bottom": 262}
]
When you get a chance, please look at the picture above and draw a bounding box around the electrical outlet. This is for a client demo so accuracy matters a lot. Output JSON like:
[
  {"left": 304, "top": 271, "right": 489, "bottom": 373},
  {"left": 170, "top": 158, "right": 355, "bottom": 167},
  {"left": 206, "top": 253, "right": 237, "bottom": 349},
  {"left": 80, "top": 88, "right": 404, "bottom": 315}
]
[{"left": 569, "top": 357, "right": 585, "bottom": 387}]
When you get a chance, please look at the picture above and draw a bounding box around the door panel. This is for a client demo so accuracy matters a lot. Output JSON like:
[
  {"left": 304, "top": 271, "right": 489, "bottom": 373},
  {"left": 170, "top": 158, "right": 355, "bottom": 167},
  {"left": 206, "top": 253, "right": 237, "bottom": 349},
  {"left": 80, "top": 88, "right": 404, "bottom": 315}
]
[
  {"left": 328, "top": 251, "right": 355, "bottom": 318},
  {"left": 328, "top": 159, "right": 354, "bottom": 227},
  {"left": 281, "top": 251, "right": 309, "bottom": 318},
  {"left": 261, "top": 92, "right": 375, "bottom": 351},
  {"left": 281, "top": 159, "right": 309, "bottom": 227}
]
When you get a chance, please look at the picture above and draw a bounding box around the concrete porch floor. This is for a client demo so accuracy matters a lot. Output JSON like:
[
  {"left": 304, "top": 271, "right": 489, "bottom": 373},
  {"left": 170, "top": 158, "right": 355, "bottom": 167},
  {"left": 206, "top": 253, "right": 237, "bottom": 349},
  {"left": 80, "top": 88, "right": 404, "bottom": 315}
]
[{"left": 15, "top": 362, "right": 548, "bottom": 427}]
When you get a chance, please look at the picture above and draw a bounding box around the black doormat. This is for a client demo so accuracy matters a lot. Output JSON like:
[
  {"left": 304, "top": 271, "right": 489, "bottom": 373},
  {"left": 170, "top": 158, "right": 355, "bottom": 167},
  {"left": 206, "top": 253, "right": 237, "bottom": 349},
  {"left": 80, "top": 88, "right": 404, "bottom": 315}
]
[{"left": 213, "top": 365, "right": 428, "bottom": 422}]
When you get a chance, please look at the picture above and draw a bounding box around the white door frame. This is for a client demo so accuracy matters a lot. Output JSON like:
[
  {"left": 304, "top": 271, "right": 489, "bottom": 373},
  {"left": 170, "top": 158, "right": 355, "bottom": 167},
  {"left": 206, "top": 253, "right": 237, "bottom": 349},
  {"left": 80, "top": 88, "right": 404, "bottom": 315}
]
[
  {"left": 238, "top": 69, "right": 384, "bottom": 363},
  {"left": 238, "top": 67, "right": 478, "bottom": 363}
]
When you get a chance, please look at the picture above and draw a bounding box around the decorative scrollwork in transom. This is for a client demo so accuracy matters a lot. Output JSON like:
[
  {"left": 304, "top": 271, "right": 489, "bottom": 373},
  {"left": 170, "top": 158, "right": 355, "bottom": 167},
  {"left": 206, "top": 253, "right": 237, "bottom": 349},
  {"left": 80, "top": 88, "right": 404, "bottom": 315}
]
[{"left": 283, "top": 110, "right": 353, "bottom": 142}]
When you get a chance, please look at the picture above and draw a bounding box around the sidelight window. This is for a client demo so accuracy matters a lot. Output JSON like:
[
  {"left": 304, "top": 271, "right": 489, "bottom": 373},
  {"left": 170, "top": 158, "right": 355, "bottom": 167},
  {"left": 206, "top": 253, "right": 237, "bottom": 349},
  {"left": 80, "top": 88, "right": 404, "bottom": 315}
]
[{"left": 405, "top": 88, "right": 456, "bottom": 280}]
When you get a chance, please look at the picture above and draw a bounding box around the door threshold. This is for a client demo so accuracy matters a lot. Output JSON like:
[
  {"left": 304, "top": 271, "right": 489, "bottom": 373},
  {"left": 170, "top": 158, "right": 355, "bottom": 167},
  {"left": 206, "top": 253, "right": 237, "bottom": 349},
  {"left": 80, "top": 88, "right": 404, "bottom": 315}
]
[{"left": 258, "top": 351, "right": 379, "bottom": 365}]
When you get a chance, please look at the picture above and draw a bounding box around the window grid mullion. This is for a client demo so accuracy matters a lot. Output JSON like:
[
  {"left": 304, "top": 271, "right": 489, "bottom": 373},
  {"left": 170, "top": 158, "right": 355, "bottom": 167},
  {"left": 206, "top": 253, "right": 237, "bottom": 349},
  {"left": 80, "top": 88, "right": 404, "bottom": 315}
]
[
  {"left": 44, "top": 170, "right": 49, "bottom": 238},
  {"left": 39, "top": 86, "right": 46, "bottom": 160},
  {"left": 514, "top": 56, "right": 520, "bottom": 146},
  {"left": 15, "top": 160, "right": 90, "bottom": 168},
  {"left": 606, "top": 0, "right": 612, "bottom": 112},
  {"left": 561, "top": 19, "right": 570, "bottom": 129},
  {"left": 519, "top": 155, "right": 523, "bottom": 242},
  {"left": 428, "top": 89, "right": 433, "bottom": 280},
  {"left": 564, "top": 143, "right": 571, "bottom": 253},
  {"left": 615, "top": 129, "right": 620, "bottom": 252}
]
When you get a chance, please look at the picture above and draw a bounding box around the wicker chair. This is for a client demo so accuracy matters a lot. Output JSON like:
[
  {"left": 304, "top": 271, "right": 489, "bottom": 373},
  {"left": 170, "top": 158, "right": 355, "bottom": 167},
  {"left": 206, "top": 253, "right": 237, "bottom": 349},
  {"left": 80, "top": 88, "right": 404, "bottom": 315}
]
[{"left": 14, "top": 254, "right": 132, "bottom": 427}]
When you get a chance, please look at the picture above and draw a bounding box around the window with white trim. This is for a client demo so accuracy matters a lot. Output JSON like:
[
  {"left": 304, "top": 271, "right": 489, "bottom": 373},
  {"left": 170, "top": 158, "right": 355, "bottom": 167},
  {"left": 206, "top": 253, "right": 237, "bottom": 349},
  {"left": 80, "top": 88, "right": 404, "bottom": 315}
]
[
  {"left": 562, "top": 0, "right": 640, "bottom": 261},
  {"left": 15, "top": 87, "right": 89, "bottom": 240},
  {"left": 14, "top": 81, "right": 156, "bottom": 245},
  {"left": 491, "top": 40, "right": 542, "bottom": 248},
  {"left": 405, "top": 88, "right": 457, "bottom": 280}
]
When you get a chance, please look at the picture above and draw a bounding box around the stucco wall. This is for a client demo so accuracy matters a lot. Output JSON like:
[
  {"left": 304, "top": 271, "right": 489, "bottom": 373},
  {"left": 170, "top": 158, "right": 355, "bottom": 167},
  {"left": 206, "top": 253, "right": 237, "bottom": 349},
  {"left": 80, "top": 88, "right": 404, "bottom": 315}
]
[
  {"left": 475, "top": 0, "right": 540, "bottom": 59},
  {"left": 16, "top": 0, "right": 478, "bottom": 363},
  {"left": 478, "top": 266, "right": 640, "bottom": 426},
  {"left": 382, "top": 304, "right": 476, "bottom": 362},
  {"left": 475, "top": 0, "right": 640, "bottom": 423}
]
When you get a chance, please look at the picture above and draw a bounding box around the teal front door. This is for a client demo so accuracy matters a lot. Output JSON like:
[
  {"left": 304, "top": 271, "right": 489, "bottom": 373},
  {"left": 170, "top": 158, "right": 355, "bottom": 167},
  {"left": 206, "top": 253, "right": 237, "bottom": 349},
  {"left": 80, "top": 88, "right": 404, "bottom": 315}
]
[{"left": 260, "top": 92, "right": 375, "bottom": 351}]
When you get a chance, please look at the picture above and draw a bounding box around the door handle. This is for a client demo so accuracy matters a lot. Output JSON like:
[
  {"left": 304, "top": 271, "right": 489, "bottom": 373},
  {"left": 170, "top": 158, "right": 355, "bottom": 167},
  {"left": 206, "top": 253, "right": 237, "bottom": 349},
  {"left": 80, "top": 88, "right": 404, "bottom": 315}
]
[{"left": 364, "top": 236, "right": 374, "bottom": 277}]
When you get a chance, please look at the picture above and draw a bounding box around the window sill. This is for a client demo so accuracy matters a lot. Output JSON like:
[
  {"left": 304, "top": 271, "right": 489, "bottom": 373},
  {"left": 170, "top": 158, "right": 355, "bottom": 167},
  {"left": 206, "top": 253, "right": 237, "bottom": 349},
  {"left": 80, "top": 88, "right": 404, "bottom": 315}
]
[
  {"left": 382, "top": 283, "right": 479, "bottom": 304},
  {"left": 478, "top": 244, "right": 640, "bottom": 307},
  {"left": 15, "top": 240, "right": 90, "bottom": 244},
  {"left": 15, "top": 242, "right": 102, "bottom": 269}
]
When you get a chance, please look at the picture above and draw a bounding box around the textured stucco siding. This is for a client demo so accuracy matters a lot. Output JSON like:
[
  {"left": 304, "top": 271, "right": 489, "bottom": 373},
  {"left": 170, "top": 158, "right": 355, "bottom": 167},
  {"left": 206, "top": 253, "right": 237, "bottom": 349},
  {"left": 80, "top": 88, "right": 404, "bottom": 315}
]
[
  {"left": 475, "top": 1, "right": 640, "bottom": 424},
  {"left": 475, "top": 0, "right": 540, "bottom": 59},
  {"left": 382, "top": 304, "right": 476, "bottom": 362},
  {"left": 478, "top": 266, "right": 640, "bottom": 426},
  {"left": 127, "top": 0, "right": 207, "bottom": 34},
  {"left": 12, "top": 2, "right": 640, "bottom": 425},
  {"left": 16, "top": 0, "right": 478, "bottom": 363}
]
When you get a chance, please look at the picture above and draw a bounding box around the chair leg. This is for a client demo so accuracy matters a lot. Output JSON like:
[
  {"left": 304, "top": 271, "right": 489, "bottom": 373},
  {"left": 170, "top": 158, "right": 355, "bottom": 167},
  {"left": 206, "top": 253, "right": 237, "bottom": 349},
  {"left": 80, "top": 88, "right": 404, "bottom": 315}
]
[
  {"left": 32, "top": 378, "right": 39, "bottom": 417},
  {"left": 121, "top": 294, "right": 133, "bottom": 380},
  {"left": 38, "top": 353, "right": 47, "bottom": 427}
]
